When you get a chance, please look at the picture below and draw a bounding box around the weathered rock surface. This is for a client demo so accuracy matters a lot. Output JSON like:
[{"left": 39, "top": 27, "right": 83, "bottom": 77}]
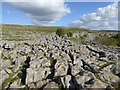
[{"left": 0, "top": 33, "right": 119, "bottom": 89}]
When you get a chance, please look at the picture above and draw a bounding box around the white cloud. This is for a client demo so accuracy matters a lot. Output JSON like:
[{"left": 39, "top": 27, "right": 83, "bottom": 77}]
[
  {"left": 69, "top": 3, "right": 118, "bottom": 30},
  {"left": 7, "top": 0, "right": 70, "bottom": 25}
]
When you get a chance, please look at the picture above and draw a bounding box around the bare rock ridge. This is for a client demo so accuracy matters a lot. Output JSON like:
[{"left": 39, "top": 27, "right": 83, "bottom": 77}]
[{"left": 0, "top": 33, "right": 120, "bottom": 89}]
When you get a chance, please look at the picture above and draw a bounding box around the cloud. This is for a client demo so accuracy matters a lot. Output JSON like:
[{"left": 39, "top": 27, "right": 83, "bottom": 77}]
[
  {"left": 69, "top": 3, "right": 118, "bottom": 30},
  {"left": 7, "top": 0, "right": 70, "bottom": 25}
]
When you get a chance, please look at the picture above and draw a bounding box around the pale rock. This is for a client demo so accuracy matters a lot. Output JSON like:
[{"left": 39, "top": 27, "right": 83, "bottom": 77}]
[
  {"left": 17, "top": 56, "right": 26, "bottom": 63},
  {"left": 71, "top": 59, "right": 82, "bottom": 76},
  {"left": 5, "top": 68, "right": 12, "bottom": 74},
  {"left": 75, "top": 72, "right": 94, "bottom": 86},
  {"left": 107, "top": 54, "right": 118, "bottom": 61},
  {"left": 91, "top": 79, "right": 108, "bottom": 88},
  {"left": 111, "top": 65, "right": 120, "bottom": 76},
  {"left": 0, "top": 70, "right": 9, "bottom": 86},
  {"left": 12, "top": 60, "right": 20, "bottom": 72},
  {"left": 34, "top": 68, "right": 51, "bottom": 82},
  {"left": 36, "top": 79, "right": 51, "bottom": 88},
  {"left": 26, "top": 68, "right": 34, "bottom": 84},
  {"left": 26, "top": 67, "right": 51, "bottom": 84},
  {"left": 55, "top": 58, "right": 68, "bottom": 76},
  {"left": 98, "top": 72, "right": 120, "bottom": 84},
  {"left": 44, "top": 82, "right": 58, "bottom": 89},
  {"left": 1, "top": 60, "right": 11, "bottom": 69},
  {"left": 64, "top": 75, "right": 72, "bottom": 88}
]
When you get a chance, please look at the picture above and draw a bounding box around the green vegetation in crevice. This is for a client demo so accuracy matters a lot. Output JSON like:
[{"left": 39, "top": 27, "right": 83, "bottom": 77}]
[
  {"left": 48, "top": 57, "right": 54, "bottom": 65},
  {"left": 94, "top": 73, "right": 108, "bottom": 84},
  {"left": 58, "top": 83, "right": 64, "bottom": 90},
  {"left": 19, "top": 53, "right": 28, "bottom": 57},
  {"left": 51, "top": 76, "right": 57, "bottom": 81},
  {"left": 50, "top": 76, "right": 64, "bottom": 90},
  {"left": 60, "top": 54, "right": 64, "bottom": 59},
  {"left": 1, "top": 62, "right": 27, "bottom": 89},
  {"left": 94, "top": 73, "right": 101, "bottom": 81},
  {"left": 3, "top": 56, "right": 13, "bottom": 61},
  {"left": 7, "top": 66, "right": 14, "bottom": 70},
  {"left": 27, "top": 51, "right": 35, "bottom": 55},
  {"left": 111, "top": 81, "right": 120, "bottom": 90},
  {"left": 5, "top": 49, "right": 13, "bottom": 52},
  {"left": 21, "top": 85, "right": 29, "bottom": 90},
  {"left": 2, "top": 72, "right": 18, "bottom": 89},
  {"left": 98, "top": 62, "right": 114, "bottom": 70},
  {"left": 1, "top": 51, "right": 13, "bottom": 61}
]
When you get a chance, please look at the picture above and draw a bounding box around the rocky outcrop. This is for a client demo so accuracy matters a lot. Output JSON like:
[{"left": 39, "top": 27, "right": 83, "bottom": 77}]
[{"left": 0, "top": 33, "right": 120, "bottom": 89}]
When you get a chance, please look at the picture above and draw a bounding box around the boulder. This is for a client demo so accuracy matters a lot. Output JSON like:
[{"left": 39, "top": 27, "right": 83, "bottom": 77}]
[
  {"left": 36, "top": 79, "right": 50, "bottom": 88},
  {"left": 1, "top": 60, "right": 11, "bottom": 69},
  {"left": 43, "top": 82, "right": 58, "bottom": 89},
  {"left": 107, "top": 54, "right": 118, "bottom": 61},
  {"left": 2, "top": 42, "right": 14, "bottom": 50},
  {"left": 61, "top": 75, "right": 74, "bottom": 89},
  {"left": 12, "top": 60, "right": 20, "bottom": 72},
  {"left": 26, "top": 68, "right": 51, "bottom": 84},
  {"left": 90, "top": 79, "right": 108, "bottom": 88},
  {"left": 55, "top": 57, "right": 68, "bottom": 76},
  {"left": 98, "top": 71, "right": 120, "bottom": 84},
  {"left": 16, "top": 56, "right": 26, "bottom": 64},
  {"left": 111, "top": 65, "right": 120, "bottom": 77},
  {"left": 0, "top": 70, "right": 9, "bottom": 86},
  {"left": 71, "top": 59, "right": 82, "bottom": 76},
  {"left": 26, "top": 68, "right": 34, "bottom": 84},
  {"left": 75, "top": 72, "right": 95, "bottom": 87}
]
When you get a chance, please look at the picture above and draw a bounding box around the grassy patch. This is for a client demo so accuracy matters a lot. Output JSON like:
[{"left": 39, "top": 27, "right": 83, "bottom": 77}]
[
  {"left": 94, "top": 73, "right": 108, "bottom": 84},
  {"left": 86, "top": 30, "right": 100, "bottom": 33},
  {"left": 94, "top": 37, "right": 120, "bottom": 46},
  {"left": 2, "top": 24, "right": 89, "bottom": 41}
]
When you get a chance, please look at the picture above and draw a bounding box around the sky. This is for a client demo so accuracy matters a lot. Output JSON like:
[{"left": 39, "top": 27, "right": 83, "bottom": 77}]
[{"left": 1, "top": 0, "right": 118, "bottom": 30}]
